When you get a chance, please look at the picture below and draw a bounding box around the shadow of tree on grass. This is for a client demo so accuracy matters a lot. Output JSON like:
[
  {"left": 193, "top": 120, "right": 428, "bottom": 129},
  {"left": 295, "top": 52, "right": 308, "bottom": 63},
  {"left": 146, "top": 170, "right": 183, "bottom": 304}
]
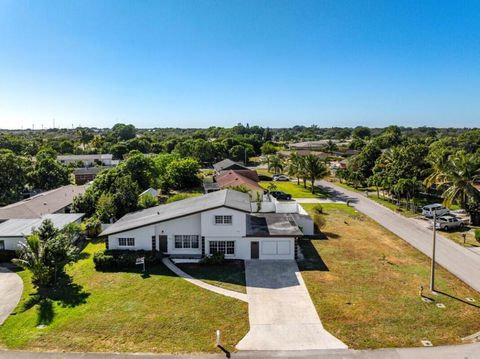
[{"left": 21, "top": 273, "right": 90, "bottom": 326}]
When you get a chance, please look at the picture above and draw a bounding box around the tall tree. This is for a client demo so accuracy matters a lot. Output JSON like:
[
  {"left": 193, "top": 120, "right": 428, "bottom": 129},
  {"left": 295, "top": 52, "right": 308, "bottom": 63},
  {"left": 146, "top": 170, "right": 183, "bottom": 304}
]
[
  {"left": 425, "top": 151, "right": 480, "bottom": 224},
  {"left": 303, "top": 155, "right": 329, "bottom": 193}
]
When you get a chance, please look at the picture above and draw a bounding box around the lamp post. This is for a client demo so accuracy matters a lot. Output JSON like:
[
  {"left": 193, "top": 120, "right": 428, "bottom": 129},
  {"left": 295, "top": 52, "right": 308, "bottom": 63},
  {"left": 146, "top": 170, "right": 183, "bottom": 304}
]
[{"left": 430, "top": 211, "right": 437, "bottom": 292}]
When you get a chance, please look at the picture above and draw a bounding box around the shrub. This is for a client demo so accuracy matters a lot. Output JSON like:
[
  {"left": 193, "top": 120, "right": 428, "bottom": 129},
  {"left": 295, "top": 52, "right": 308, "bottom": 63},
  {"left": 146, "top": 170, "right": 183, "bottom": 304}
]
[
  {"left": 475, "top": 229, "right": 480, "bottom": 243},
  {"left": 0, "top": 250, "right": 16, "bottom": 263},
  {"left": 93, "top": 250, "right": 162, "bottom": 271},
  {"left": 166, "top": 193, "right": 199, "bottom": 203},
  {"left": 82, "top": 217, "right": 101, "bottom": 238},
  {"left": 313, "top": 213, "right": 326, "bottom": 232},
  {"left": 200, "top": 252, "right": 225, "bottom": 265}
]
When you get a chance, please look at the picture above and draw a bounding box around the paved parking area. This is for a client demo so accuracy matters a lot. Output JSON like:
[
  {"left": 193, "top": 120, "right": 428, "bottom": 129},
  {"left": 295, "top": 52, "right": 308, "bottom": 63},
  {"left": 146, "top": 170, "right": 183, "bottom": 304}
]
[
  {"left": 0, "top": 266, "right": 23, "bottom": 325},
  {"left": 236, "top": 260, "right": 347, "bottom": 351}
]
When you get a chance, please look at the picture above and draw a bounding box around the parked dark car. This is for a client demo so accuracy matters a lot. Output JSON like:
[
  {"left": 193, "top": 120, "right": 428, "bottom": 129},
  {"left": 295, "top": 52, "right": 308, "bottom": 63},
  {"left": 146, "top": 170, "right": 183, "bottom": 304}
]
[{"left": 269, "top": 190, "right": 292, "bottom": 201}]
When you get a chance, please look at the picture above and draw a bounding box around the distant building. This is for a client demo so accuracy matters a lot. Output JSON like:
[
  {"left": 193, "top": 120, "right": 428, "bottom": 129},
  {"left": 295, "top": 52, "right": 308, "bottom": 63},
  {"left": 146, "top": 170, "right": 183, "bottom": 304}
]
[
  {"left": 57, "top": 154, "right": 117, "bottom": 167},
  {"left": 278, "top": 150, "right": 329, "bottom": 159},
  {"left": 213, "top": 159, "right": 249, "bottom": 173},
  {"left": 73, "top": 167, "right": 104, "bottom": 185},
  {"left": 214, "top": 170, "right": 265, "bottom": 199},
  {"left": 288, "top": 140, "right": 346, "bottom": 151},
  {"left": 0, "top": 185, "right": 87, "bottom": 220}
]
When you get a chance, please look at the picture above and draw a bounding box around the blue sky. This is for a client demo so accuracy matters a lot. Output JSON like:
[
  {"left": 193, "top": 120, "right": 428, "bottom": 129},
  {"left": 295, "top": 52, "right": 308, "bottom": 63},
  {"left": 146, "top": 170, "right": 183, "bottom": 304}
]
[{"left": 0, "top": 0, "right": 479, "bottom": 129}]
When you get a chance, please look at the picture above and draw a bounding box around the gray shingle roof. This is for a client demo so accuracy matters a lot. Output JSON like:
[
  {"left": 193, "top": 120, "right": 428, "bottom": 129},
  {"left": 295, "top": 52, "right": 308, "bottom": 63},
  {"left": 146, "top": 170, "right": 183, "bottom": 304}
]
[
  {"left": 0, "top": 213, "right": 85, "bottom": 237},
  {"left": 246, "top": 213, "right": 303, "bottom": 237},
  {"left": 0, "top": 185, "right": 87, "bottom": 220},
  {"left": 213, "top": 159, "right": 248, "bottom": 172},
  {"left": 100, "top": 189, "right": 252, "bottom": 236}
]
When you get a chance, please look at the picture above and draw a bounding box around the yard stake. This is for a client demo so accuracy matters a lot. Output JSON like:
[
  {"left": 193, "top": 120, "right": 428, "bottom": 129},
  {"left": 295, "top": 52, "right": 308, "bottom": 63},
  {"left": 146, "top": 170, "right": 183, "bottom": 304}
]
[{"left": 430, "top": 211, "right": 437, "bottom": 292}]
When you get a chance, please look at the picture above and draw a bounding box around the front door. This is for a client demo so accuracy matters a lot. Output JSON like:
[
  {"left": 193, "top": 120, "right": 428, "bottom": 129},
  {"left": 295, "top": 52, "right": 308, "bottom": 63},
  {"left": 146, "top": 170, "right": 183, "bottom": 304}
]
[
  {"left": 159, "top": 235, "right": 168, "bottom": 253},
  {"left": 251, "top": 241, "right": 259, "bottom": 259}
]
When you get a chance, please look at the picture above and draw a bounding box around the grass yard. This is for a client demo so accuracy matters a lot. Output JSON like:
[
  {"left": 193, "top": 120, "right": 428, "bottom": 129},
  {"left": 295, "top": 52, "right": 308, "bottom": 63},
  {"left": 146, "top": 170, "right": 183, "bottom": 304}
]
[
  {"left": 178, "top": 260, "right": 246, "bottom": 293},
  {"left": 299, "top": 203, "right": 480, "bottom": 349},
  {"left": 0, "top": 241, "right": 248, "bottom": 354},
  {"left": 259, "top": 180, "right": 329, "bottom": 198},
  {"left": 441, "top": 226, "right": 480, "bottom": 248}
]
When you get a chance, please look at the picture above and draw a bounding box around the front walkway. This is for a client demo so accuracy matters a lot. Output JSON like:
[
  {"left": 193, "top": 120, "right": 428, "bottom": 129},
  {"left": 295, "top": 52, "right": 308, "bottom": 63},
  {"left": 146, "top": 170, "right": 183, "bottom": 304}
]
[
  {"left": 0, "top": 266, "right": 23, "bottom": 325},
  {"left": 236, "top": 260, "right": 347, "bottom": 351}
]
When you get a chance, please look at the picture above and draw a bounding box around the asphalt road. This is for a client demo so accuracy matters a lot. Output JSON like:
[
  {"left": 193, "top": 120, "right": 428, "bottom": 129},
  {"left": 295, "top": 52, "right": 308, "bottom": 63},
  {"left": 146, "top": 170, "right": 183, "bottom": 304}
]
[
  {"left": 1, "top": 343, "right": 480, "bottom": 359},
  {"left": 317, "top": 180, "right": 480, "bottom": 293}
]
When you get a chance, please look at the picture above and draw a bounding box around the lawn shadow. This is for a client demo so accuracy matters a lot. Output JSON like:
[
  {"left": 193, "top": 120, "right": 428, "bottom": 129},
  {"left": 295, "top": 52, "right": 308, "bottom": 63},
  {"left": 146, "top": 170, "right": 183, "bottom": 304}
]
[
  {"left": 97, "top": 263, "right": 177, "bottom": 278},
  {"left": 178, "top": 260, "right": 246, "bottom": 288},
  {"left": 21, "top": 273, "right": 90, "bottom": 325},
  {"left": 297, "top": 239, "right": 329, "bottom": 272}
]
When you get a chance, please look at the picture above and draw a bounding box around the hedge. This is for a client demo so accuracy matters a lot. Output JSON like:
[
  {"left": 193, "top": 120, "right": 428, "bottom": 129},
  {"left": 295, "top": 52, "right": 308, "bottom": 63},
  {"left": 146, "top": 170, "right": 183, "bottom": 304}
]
[
  {"left": 93, "top": 250, "right": 162, "bottom": 271},
  {"left": 0, "top": 250, "right": 16, "bottom": 263}
]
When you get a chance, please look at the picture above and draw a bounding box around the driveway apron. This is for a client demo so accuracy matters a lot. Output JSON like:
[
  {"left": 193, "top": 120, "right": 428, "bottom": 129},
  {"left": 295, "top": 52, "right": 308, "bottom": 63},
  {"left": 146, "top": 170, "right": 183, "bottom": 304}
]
[
  {"left": 0, "top": 266, "right": 23, "bottom": 325},
  {"left": 236, "top": 260, "right": 347, "bottom": 351}
]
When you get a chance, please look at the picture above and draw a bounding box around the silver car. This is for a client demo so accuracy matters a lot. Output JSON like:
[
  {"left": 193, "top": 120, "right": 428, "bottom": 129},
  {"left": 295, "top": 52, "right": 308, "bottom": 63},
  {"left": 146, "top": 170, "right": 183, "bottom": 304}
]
[{"left": 435, "top": 215, "right": 464, "bottom": 231}]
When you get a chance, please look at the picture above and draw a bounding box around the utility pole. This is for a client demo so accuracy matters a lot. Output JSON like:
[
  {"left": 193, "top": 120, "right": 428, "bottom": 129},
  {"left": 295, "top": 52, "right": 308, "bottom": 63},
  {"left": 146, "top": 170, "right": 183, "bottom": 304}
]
[{"left": 430, "top": 211, "right": 437, "bottom": 292}]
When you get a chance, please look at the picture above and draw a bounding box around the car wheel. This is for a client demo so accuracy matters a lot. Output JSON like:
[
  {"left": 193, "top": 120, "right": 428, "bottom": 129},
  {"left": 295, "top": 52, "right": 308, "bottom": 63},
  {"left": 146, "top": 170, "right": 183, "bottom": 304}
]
[
  {"left": 459, "top": 223, "right": 464, "bottom": 228},
  {"left": 444, "top": 226, "right": 449, "bottom": 231}
]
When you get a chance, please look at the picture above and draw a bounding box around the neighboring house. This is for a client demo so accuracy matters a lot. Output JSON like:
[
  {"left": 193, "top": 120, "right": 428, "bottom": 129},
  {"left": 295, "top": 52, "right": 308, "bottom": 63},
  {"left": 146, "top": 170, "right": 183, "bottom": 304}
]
[
  {"left": 213, "top": 159, "right": 249, "bottom": 173},
  {"left": 288, "top": 140, "right": 347, "bottom": 151},
  {"left": 100, "top": 189, "right": 313, "bottom": 260},
  {"left": 330, "top": 160, "right": 348, "bottom": 175},
  {"left": 214, "top": 171, "right": 264, "bottom": 199},
  {"left": 0, "top": 213, "right": 84, "bottom": 251},
  {"left": 0, "top": 185, "right": 87, "bottom": 220},
  {"left": 278, "top": 150, "right": 329, "bottom": 159},
  {"left": 73, "top": 167, "right": 104, "bottom": 185},
  {"left": 57, "top": 154, "right": 118, "bottom": 167}
]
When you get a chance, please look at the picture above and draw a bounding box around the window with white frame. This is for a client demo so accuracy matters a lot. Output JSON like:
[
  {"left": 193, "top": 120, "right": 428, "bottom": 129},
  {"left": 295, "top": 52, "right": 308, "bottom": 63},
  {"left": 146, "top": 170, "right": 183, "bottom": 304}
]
[
  {"left": 174, "top": 235, "right": 200, "bottom": 249},
  {"left": 214, "top": 215, "right": 233, "bottom": 225},
  {"left": 0, "top": 240, "right": 4, "bottom": 250},
  {"left": 118, "top": 237, "right": 135, "bottom": 247},
  {"left": 209, "top": 240, "right": 235, "bottom": 255}
]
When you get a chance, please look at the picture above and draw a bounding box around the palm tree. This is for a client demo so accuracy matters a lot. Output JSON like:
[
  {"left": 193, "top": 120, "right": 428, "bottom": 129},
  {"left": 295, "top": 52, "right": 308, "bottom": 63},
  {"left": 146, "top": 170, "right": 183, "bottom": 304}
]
[
  {"left": 425, "top": 151, "right": 480, "bottom": 224},
  {"left": 265, "top": 155, "right": 283, "bottom": 174},
  {"left": 13, "top": 235, "right": 52, "bottom": 287},
  {"left": 288, "top": 152, "right": 302, "bottom": 185},
  {"left": 303, "top": 155, "right": 329, "bottom": 193}
]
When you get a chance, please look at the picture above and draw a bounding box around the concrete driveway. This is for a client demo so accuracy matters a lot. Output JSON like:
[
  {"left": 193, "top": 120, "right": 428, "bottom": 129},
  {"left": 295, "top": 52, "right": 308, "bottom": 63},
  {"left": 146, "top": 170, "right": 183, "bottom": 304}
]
[
  {"left": 0, "top": 266, "right": 23, "bottom": 325},
  {"left": 317, "top": 180, "right": 480, "bottom": 293},
  {"left": 236, "top": 260, "right": 347, "bottom": 351}
]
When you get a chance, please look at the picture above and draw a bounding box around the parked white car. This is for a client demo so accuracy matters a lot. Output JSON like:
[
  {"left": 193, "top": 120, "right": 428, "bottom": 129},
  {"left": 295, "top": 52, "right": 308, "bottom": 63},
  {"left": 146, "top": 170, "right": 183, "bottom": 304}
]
[
  {"left": 422, "top": 204, "right": 449, "bottom": 218},
  {"left": 435, "top": 215, "right": 464, "bottom": 231},
  {"left": 273, "top": 175, "right": 290, "bottom": 182}
]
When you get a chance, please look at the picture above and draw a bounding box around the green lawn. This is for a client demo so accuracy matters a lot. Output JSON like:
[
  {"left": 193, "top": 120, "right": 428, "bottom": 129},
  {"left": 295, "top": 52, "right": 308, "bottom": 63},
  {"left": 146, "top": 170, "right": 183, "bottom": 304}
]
[
  {"left": 259, "top": 180, "right": 329, "bottom": 198},
  {"left": 0, "top": 241, "right": 248, "bottom": 354},
  {"left": 178, "top": 261, "right": 246, "bottom": 293},
  {"left": 441, "top": 226, "right": 480, "bottom": 248},
  {"left": 299, "top": 203, "right": 480, "bottom": 349}
]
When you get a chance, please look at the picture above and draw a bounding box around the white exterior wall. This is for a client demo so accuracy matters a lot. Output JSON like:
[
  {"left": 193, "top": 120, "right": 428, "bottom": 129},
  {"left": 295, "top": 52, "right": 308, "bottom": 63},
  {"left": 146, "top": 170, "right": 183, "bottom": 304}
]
[
  {"left": 108, "top": 225, "right": 154, "bottom": 250},
  {"left": 0, "top": 237, "right": 24, "bottom": 251},
  {"left": 274, "top": 198, "right": 299, "bottom": 213},
  {"left": 201, "top": 208, "right": 246, "bottom": 237},
  {"left": 155, "top": 213, "right": 201, "bottom": 255}
]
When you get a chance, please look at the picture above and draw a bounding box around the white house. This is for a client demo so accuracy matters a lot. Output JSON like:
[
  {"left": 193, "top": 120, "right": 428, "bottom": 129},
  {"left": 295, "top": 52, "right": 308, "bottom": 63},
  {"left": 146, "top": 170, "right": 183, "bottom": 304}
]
[
  {"left": 0, "top": 213, "right": 85, "bottom": 251},
  {"left": 100, "top": 189, "right": 313, "bottom": 260}
]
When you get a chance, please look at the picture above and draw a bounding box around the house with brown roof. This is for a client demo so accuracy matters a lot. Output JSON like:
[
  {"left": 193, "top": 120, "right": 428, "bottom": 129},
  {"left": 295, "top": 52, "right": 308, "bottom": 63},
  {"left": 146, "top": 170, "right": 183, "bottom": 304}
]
[{"left": 215, "top": 171, "right": 264, "bottom": 199}]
